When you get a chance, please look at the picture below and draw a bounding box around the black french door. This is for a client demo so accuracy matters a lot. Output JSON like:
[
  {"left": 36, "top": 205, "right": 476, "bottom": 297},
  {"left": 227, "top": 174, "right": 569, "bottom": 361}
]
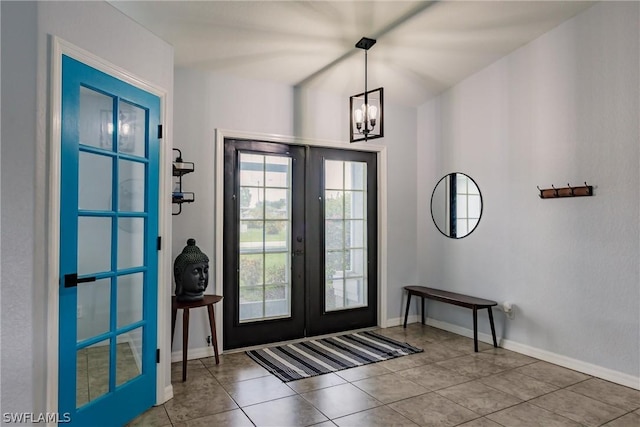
[{"left": 223, "top": 139, "right": 377, "bottom": 350}]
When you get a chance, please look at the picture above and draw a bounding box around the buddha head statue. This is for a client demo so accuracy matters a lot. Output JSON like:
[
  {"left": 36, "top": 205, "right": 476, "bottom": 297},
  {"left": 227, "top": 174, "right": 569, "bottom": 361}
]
[{"left": 174, "top": 238, "right": 209, "bottom": 302}]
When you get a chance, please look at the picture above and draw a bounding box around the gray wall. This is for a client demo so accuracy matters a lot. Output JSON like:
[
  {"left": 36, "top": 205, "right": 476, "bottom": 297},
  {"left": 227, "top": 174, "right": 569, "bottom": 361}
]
[
  {"left": 172, "top": 67, "right": 418, "bottom": 354},
  {"left": 417, "top": 1, "right": 639, "bottom": 380},
  {"left": 1, "top": 0, "right": 173, "bottom": 415},
  {"left": 1, "top": 0, "right": 38, "bottom": 415}
]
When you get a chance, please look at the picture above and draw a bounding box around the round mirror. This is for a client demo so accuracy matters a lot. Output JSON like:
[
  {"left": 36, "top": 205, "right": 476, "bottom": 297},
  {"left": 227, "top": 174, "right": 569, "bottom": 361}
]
[{"left": 431, "top": 172, "right": 483, "bottom": 238}]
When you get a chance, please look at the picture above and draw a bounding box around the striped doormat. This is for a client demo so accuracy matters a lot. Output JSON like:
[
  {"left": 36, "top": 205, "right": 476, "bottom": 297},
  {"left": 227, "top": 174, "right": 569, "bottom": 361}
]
[{"left": 246, "top": 331, "right": 423, "bottom": 382}]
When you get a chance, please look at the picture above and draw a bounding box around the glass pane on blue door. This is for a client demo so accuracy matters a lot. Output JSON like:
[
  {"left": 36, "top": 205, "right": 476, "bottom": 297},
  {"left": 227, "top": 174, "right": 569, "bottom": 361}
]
[
  {"left": 79, "top": 152, "right": 112, "bottom": 210},
  {"left": 117, "top": 100, "right": 146, "bottom": 156},
  {"left": 79, "top": 87, "right": 113, "bottom": 150}
]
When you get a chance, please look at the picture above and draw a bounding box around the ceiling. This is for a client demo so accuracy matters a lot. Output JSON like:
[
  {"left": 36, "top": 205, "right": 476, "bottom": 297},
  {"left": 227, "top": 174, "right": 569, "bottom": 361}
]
[{"left": 110, "top": 0, "right": 595, "bottom": 107}]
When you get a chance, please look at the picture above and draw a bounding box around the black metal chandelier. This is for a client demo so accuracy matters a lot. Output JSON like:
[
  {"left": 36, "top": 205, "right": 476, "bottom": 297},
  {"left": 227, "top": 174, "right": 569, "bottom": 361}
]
[{"left": 350, "top": 37, "right": 384, "bottom": 143}]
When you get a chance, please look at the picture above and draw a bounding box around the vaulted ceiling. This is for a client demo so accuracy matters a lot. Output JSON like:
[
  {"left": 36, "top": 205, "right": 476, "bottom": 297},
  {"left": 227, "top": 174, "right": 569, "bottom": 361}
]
[{"left": 110, "top": 1, "right": 594, "bottom": 106}]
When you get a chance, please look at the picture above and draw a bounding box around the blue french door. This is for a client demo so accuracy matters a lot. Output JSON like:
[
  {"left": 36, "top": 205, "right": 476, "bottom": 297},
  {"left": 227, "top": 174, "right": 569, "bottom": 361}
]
[{"left": 59, "top": 55, "right": 160, "bottom": 426}]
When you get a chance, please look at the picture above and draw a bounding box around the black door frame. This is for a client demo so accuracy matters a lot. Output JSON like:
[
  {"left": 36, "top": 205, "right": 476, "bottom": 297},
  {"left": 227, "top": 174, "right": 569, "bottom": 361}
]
[
  {"left": 216, "top": 132, "right": 386, "bottom": 351},
  {"left": 223, "top": 139, "right": 306, "bottom": 349},
  {"left": 305, "top": 147, "right": 378, "bottom": 336}
]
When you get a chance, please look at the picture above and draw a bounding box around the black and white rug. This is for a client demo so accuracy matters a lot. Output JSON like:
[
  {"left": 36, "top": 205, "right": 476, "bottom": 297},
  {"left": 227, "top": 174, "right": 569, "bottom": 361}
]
[{"left": 246, "top": 331, "right": 423, "bottom": 382}]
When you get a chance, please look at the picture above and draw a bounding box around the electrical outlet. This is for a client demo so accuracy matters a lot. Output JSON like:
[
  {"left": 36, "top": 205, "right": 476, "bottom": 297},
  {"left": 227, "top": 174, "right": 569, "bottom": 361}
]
[
  {"left": 502, "top": 301, "right": 515, "bottom": 319},
  {"left": 206, "top": 335, "right": 211, "bottom": 346}
]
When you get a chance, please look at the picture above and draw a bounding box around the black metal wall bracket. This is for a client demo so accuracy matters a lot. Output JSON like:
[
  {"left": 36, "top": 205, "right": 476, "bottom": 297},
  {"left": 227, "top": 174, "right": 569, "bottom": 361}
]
[{"left": 537, "top": 182, "right": 593, "bottom": 199}]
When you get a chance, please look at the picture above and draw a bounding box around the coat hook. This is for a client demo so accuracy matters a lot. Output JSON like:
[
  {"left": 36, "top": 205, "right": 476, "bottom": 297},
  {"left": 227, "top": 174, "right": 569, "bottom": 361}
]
[
  {"left": 551, "top": 184, "right": 558, "bottom": 197},
  {"left": 568, "top": 183, "right": 574, "bottom": 196}
]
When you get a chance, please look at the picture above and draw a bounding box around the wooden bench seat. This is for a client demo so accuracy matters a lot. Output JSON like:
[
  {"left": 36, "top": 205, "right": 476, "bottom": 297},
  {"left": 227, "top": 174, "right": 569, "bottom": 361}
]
[{"left": 403, "top": 285, "right": 498, "bottom": 352}]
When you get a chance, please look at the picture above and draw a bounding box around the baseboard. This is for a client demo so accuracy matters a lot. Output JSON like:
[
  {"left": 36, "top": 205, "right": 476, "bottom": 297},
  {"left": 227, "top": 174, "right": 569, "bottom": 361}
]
[
  {"left": 171, "top": 346, "right": 218, "bottom": 363},
  {"left": 499, "top": 338, "right": 640, "bottom": 390},
  {"left": 391, "top": 316, "right": 640, "bottom": 390},
  {"left": 158, "top": 384, "right": 173, "bottom": 405}
]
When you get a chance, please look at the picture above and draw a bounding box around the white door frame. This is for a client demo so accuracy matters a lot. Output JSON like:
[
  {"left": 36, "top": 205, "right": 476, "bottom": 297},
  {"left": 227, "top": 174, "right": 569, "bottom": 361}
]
[
  {"left": 213, "top": 129, "right": 389, "bottom": 350},
  {"left": 46, "top": 36, "right": 173, "bottom": 420}
]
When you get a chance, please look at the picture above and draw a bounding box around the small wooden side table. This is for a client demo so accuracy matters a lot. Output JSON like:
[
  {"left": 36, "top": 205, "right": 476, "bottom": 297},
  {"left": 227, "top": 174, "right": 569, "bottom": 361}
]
[{"left": 171, "top": 294, "right": 223, "bottom": 381}]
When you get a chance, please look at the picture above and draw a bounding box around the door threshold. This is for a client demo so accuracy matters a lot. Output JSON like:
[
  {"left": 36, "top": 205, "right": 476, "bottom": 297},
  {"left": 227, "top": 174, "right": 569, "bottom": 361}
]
[{"left": 223, "top": 326, "right": 379, "bottom": 354}]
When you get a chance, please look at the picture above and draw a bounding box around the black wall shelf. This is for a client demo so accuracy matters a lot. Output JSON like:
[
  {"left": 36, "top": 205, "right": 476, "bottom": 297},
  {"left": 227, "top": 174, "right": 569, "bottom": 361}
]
[{"left": 173, "top": 148, "right": 195, "bottom": 215}]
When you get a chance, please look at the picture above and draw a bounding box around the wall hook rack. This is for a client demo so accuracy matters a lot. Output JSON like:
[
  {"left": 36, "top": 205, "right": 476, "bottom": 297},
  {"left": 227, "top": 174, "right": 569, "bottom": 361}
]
[{"left": 537, "top": 182, "right": 593, "bottom": 199}]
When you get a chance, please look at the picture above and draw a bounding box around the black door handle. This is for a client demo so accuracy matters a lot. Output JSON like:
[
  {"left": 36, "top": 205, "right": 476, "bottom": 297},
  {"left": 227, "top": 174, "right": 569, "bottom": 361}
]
[{"left": 64, "top": 273, "right": 97, "bottom": 288}]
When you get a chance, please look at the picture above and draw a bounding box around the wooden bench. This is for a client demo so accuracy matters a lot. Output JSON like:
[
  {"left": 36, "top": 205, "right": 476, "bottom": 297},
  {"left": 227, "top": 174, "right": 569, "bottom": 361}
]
[{"left": 403, "top": 285, "right": 498, "bottom": 352}]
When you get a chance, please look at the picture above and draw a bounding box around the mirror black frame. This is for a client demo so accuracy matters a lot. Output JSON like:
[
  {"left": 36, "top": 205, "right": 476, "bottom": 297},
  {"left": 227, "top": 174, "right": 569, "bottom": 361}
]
[{"left": 430, "top": 172, "right": 483, "bottom": 239}]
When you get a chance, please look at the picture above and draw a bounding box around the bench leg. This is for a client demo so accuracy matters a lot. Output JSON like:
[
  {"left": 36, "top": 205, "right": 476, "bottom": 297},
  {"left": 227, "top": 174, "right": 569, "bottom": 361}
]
[
  {"left": 421, "top": 297, "right": 425, "bottom": 325},
  {"left": 473, "top": 307, "right": 478, "bottom": 352},
  {"left": 488, "top": 307, "right": 498, "bottom": 348},
  {"left": 403, "top": 293, "right": 412, "bottom": 328}
]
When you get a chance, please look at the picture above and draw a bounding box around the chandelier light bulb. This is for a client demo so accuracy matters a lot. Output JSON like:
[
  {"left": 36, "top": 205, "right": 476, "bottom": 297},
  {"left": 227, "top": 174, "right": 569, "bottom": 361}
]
[
  {"left": 354, "top": 108, "right": 364, "bottom": 125},
  {"left": 368, "top": 105, "right": 378, "bottom": 121}
]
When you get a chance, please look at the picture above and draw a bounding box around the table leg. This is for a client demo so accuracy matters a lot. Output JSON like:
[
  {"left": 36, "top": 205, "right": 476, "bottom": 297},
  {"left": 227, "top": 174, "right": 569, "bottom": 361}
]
[
  {"left": 473, "top": 307, "right": 478, "bottom": 352},
  {"left": 182, "top": 308, "right": 189, "bottom": 382},
  {"left": 488, "top": 307, "right": 498, "bottom": 348},
  {"left": 421, "top": 297, "right": 425, "bottom": 325},
  {"left": 207, "top": 304, "right": 220, "bottom": 365},
  {"left": 403, "top": 292, "right": 412, "bottom": 328},
  {"left": 171, "top": 307, "right": 177, "bottom": 347}
]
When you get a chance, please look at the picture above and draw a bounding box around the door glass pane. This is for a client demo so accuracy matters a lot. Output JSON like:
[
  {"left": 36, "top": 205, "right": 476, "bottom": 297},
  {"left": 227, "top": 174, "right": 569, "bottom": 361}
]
[
  {"left": 265, "top": 189, "right": 288, "bottom": 219},
  {"left": 77, "top": 278, "right": 111, "bottom": 342},
  {"left": 239, "top": 153, "right": 264, "bottom": 186},
  {"left": 346, "top": 220, "right": 365, "bottom": 248},
  {"left": 78, "top": 217, "right": 111, "bottom": 275},
  {"left": 345, "top": 191, "right": 365, "bottom": 220},
  {"left": 240, "top": 188, "right": 264, "bottom": 219},
  {"left": 79, "top": 152, "right": 112, "bottom": 211},
  {"left": 76, "top": 348, "right": 89, "bottom": 408},
  {"left": 325, "top": 160, "right": 368, "bottom": 311},
  {"left": 118, "top": 100, "right": 146, "bottom": 156},
  {"left": 325, "top": 191, "right": 344, "bottom": 219},
  {"left": 238, "top": 152, "right": 292, "bottom": 323},
  {"left": 116, "top": 328, "right": 142, "bottom": 386},
  {"left": 346, "top": 162, "right": 366, "bottom": 190},
  {"left": 79, "top": 86, "right": 113, "bottom": 150},
  {"left": 325, "top": 220, "right": 344, "bottom": 250},
  {"left": 325, "top": 251, "right": 345, "bottom": 311},
  {"left": 265, "top": 156, "right": 290, "bottom": 187},
  {"left": 118, "top": 218, "right": 144, "bottom": 269},
  {"left": 324, "top": 160, "right": 344, "bottom": 190},
  {"left": 86, "top": 340, "right": 110, "bottom": 404},
  {"left": 118, "top": 160, "right": 145, "bottom": 212},
  {"left": 117, "top": 273, "right": 143, "bottom": 328}
]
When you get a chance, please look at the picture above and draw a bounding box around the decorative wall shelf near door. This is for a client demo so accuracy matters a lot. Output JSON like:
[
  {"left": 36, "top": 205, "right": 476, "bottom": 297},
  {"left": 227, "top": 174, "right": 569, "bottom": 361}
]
[
  {"left": 537, "top": 182, "right": 593, "bottom": 199},
  {"left": 173, "top": 148, "right": 195, "bottom": 215}
]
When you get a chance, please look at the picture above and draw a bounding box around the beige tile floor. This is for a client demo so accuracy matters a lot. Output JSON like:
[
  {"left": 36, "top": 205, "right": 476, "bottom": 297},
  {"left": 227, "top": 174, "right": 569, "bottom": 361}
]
[{"left": 129, "top": 324, "right": 640, "bottom": 426}]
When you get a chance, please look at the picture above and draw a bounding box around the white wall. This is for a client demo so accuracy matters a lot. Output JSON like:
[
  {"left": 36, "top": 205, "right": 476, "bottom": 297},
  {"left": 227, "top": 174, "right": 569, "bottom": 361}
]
[
  {"left": 417, "top": 1, "right": 639, "bottom": 383},
  {"left": 1, "top": 0, "right": 174, "bottom": 415},
  {"left": 173, "top": 68, "right": 418, "bottom": 354},
  {"left": 1, "top": 1, "right": 38, "bottom": 416}
]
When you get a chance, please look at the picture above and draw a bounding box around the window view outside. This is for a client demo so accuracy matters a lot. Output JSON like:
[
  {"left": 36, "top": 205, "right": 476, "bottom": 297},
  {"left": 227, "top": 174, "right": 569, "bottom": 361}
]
[
  {"left": 324, "top": 160, "right": 368, "bottom": 311},
  {"left": 238, "top": 153, "right": 291, "bottom": 322},
  {"left": 456, "top": 174, "right": 481, "bottom": 236}
]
